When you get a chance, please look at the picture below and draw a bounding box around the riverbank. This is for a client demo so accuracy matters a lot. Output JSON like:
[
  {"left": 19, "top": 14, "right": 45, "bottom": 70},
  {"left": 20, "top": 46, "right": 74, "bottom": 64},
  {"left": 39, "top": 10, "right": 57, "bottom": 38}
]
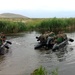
[{"left": 0, "top": 18, "right": 75, "bottom": 33}]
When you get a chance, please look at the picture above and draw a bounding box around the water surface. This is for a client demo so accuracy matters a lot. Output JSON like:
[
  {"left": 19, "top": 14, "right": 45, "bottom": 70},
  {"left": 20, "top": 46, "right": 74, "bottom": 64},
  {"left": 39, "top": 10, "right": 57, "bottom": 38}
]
[{"left": 0, "top": 31, "right": 75, "bottom": 75}]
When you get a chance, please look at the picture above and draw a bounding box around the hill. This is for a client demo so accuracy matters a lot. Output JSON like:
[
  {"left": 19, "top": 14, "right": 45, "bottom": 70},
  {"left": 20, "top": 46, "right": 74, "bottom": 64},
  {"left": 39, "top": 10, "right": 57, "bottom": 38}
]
[{"left": 0, "top": 13, "right": 29, "bottom": 18}]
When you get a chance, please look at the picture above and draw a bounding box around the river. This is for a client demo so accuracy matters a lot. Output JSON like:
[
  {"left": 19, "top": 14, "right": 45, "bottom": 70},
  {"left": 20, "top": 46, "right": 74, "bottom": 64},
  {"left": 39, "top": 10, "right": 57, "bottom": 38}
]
[{"left": 0, "top": 31, "right": 75, "bottom": 75}]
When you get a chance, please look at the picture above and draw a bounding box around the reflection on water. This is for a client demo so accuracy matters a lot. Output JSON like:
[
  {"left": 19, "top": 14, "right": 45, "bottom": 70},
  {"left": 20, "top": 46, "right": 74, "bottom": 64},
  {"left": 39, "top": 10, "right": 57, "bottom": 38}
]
[
  {"left": 0, "top": 31, "right": 75, "bottom": 75},
  {"left": 0, "top": 56, "right": 5, "bottom": 62}
]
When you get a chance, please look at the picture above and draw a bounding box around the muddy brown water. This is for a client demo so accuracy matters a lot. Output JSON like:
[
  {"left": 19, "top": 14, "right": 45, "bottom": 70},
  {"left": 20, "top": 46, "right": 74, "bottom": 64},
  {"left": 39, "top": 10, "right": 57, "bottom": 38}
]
[{"left": 0, "top": 31, "right": 75, "bottom": 75}]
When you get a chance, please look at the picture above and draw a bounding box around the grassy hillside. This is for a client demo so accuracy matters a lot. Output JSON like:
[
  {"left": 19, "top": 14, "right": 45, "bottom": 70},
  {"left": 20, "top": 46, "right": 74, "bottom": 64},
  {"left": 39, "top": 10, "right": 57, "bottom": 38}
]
[{"left": 0, "top": 13, "right": 29, "bottom": 18}]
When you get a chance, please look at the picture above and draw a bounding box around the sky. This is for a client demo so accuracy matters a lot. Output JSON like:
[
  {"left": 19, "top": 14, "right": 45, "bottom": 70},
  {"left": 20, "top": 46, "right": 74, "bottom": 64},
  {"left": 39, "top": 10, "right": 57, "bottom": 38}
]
[{"left": 0, "top": 0, "right": 75, "bottom": 18}]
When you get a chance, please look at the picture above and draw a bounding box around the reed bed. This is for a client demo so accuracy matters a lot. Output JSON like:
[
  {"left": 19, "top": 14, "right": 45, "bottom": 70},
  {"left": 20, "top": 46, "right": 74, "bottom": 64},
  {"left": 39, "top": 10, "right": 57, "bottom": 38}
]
[
  {"left": 0, "top": 21, "right": 26, "bottom": 33},
  {"left": 0, "top": 18, "right": 75, "bottom": 33}
]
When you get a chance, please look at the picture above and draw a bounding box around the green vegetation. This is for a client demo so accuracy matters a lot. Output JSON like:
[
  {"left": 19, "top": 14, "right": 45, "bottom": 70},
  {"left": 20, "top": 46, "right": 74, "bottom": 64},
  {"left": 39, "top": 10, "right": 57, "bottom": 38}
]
[
  {"left": 31, "top": 66, "right": 58, "bottom": 75},
  {"left": 31, "top": 66, "right": 47, "bottom": 75},
  {"left": 0, "top": 17, "right": 75, "bottom": 33},
  {"left": 34, "top": 18, "right": 75, "bottom": 32},
  {"left": 51, "top": 68, "right": 58, "bottom": 75},
  {"left": 0, "top": 21, "right": 27, "bottom": 33}
]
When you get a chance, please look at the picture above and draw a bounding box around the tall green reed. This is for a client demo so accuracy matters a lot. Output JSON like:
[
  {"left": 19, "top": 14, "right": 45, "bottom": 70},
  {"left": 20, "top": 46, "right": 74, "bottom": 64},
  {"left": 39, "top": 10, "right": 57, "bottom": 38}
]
[
  {"left": 31, "top": 66, "right": 58, "bottom": 75},
  {"left": 0, "top": 21, "right": 26, "bottom": 33}
]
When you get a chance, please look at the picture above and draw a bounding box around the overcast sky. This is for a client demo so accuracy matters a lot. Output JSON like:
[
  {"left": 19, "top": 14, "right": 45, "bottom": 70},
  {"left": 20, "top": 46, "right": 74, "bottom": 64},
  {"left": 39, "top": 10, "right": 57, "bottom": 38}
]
[{"left": 0, "top": 0, "right": 75, "bottom": 18}]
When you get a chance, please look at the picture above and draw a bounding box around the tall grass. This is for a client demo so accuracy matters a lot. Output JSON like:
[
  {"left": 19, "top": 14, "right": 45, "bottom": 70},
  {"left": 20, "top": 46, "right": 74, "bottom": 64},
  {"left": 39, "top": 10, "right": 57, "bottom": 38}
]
[
  {"left": 0, "top": 18, "right": 75, "bottom": 33},
  {"left": 31, "top": 66, "right": 58, "bottom": 75},
  {"left": 31, "top": 66, "right": 47, "bottom": 75},
  {"left": 0, "top": 21, "right": 26, "bottom": 33},
  {"left": 35, "top": 18, "right": 74, "bottom": 32}
]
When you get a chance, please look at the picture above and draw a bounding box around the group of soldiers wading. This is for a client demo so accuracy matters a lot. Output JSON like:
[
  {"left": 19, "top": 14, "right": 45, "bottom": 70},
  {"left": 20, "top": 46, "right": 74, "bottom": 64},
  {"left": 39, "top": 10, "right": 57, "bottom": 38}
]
[{"left": 36, "top": 31, "right": 67, "bottom": 49}]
